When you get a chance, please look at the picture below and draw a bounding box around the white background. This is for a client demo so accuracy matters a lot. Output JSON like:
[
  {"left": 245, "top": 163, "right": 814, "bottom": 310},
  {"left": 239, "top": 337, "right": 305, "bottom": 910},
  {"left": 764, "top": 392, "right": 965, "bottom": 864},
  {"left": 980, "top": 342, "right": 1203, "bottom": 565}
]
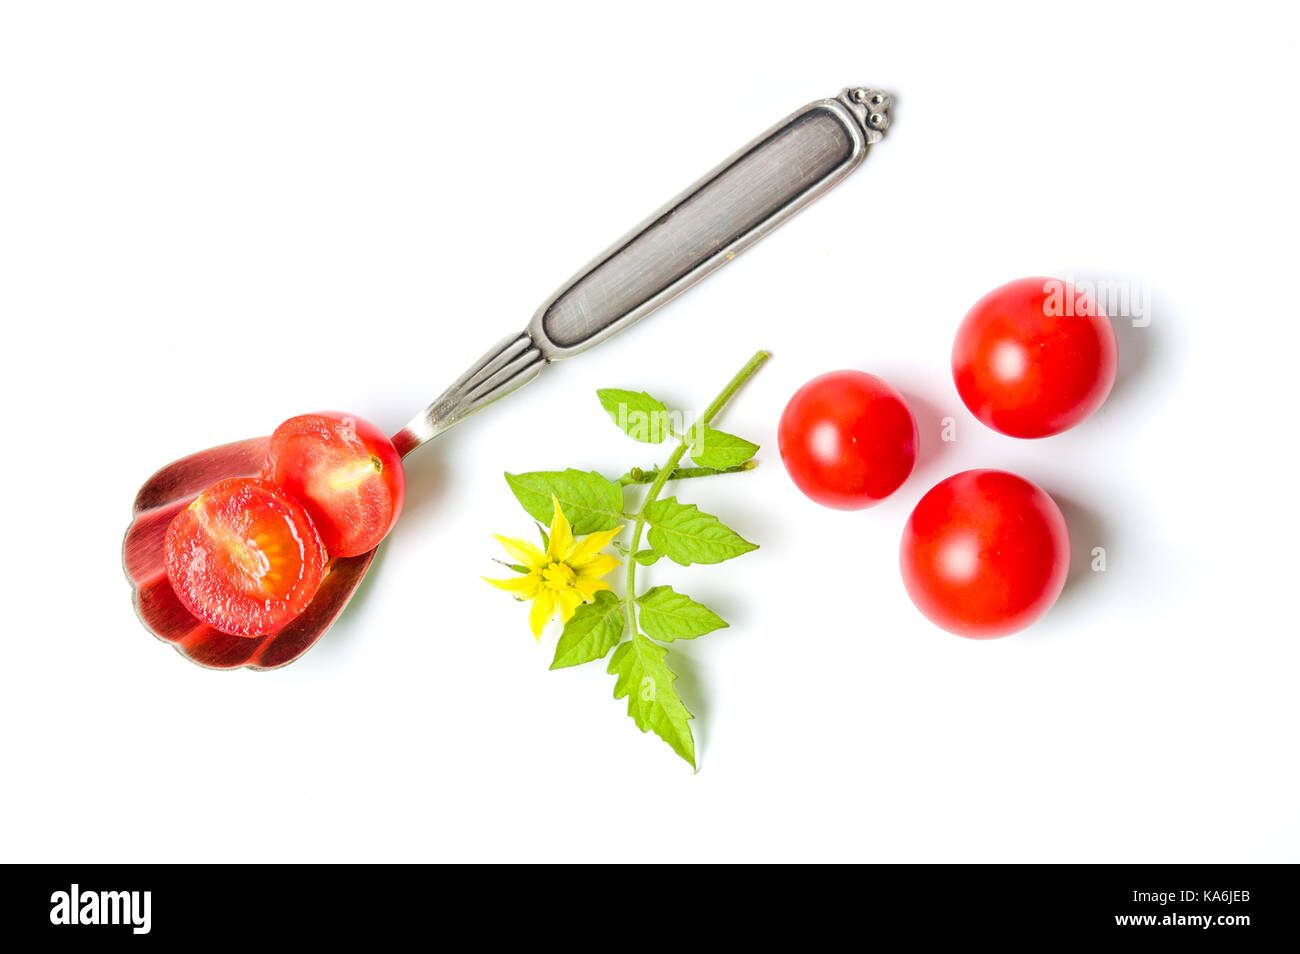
[{"left": 2, "top": 1, "right": 1297, "bottom": 863}]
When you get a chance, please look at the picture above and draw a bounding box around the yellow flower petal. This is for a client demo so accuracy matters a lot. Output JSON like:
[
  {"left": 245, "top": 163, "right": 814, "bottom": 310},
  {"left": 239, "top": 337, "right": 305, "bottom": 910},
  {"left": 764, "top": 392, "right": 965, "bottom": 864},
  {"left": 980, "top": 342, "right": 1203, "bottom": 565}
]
[
  {"left": 567, "top": 527, "right": 620, "bottom": 568},
  {"left": 528, "top": 590, "right": 556, "bottom": 640},
  {"left": 576, "top": 553, "right": 620, "bottom": 579},
  {"left": 545, "top": 495, "right": 576, "bottom": 562},
  {"left": 488, "top": 498, "right": 628, "bottom": 644},
  {"left": 494, "top": 535, "right": 546, "bottom": 570},
  {"left": 483, "top": 573, "right": 542, "bottom": 599},
  {"left": 556, "top": 587, "right": 585, "bottom": 622},
  {"left": 573, "top": 575, "right": 612, "bottom": 601}
]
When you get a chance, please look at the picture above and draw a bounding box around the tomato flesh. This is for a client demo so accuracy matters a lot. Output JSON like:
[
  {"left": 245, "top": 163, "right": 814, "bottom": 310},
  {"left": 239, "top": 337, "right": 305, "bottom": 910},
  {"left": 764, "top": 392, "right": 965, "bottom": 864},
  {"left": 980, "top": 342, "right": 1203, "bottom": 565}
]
[
  {"left": 952, "top": 276, "right": 1118, "bottom": 438},
  {"left": 778, "top": 370, "right": 917, "bottom": 509},
  {"left": 263, "top": 412, "right": 405, "bottom": 558},
  {"left": 164, "top": 477, "right": 327, "bottom": 637},
  {"left": 899, "top": 469, "right": 1069, "bottom": 638}
]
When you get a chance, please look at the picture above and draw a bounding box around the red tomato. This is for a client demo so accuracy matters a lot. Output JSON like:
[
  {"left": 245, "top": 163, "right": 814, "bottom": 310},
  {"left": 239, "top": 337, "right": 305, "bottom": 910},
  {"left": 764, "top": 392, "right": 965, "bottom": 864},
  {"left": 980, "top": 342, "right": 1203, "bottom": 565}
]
[
  {"left": 899, "top": 469, "right": 1069, "bottom": 638},
  {"left": 164, "top": 477, "right": 327, "bottom": 637},
  {"left": 952, "top": 276, "right": 1117, "bottom": 438},
  {"left": 778, "top": 370, "right": 917, "bottom": 509},
  {"left": 263, "top": 412, "right": 405, "bottom": 558}
]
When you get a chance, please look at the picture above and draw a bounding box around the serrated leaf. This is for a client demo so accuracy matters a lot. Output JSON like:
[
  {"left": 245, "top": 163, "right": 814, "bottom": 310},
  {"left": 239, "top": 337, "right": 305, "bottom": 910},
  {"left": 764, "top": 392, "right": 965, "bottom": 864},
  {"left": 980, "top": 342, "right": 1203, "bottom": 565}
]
[
  {"left": 633, "top": 549, "right": 660, "bottom": 566},
  {"left": 597, "top": 388, "right": 671, "bottom": 443},
  {"left": 504, "top": 469, "right": 625, "bottom": 534},
  {"left": 551, "top": 591, "right": 626, "bottom": 669},
  {"left": 644, "top": 497, "right": 758, "bottom": 566},
  {"left": 607, "top": 633, "right": 695, "bottom": 767},
  {"left": 688, "top": 425, "right": 758, "bottom": 469},
  {"left": 637, "top": 586, "right": 728, "bottom": 641}
]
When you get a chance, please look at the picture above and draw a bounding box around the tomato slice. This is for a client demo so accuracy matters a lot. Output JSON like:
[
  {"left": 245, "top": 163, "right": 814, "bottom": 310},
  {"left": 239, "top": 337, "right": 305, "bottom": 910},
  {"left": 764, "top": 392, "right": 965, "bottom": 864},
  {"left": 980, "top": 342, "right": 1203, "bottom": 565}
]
[
  {"left": 262, "top": 412, "right": 405, "bottom": 558},
  {"left": 164, "top": 477, "right": 327, "bottom": 637}
]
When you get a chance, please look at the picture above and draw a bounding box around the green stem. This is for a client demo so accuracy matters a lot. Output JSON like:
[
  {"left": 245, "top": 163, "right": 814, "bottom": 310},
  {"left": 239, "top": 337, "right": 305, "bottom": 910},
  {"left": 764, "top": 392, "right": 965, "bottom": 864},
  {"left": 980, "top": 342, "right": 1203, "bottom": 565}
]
[
  {"left": 622, "top": 350, "right": 770, "bottom": 633},
  {"left": 617, "top": 460, "right": 756, "bottom": 485}
]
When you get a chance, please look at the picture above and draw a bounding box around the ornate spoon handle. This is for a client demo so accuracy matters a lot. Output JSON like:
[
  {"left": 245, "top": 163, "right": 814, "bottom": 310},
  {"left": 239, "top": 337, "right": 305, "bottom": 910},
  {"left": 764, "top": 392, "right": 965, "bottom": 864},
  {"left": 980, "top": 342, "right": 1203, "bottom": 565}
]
[{"left": 394, "top": 86, "right": 892, "bottom": 456}]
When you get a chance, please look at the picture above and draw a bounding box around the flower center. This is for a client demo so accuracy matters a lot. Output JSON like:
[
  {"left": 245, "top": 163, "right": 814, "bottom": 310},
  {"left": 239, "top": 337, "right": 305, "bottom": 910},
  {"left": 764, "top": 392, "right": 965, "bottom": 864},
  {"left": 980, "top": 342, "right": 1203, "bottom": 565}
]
[{"left": 542, "top": 561, "right": 577, "bottom": 590}]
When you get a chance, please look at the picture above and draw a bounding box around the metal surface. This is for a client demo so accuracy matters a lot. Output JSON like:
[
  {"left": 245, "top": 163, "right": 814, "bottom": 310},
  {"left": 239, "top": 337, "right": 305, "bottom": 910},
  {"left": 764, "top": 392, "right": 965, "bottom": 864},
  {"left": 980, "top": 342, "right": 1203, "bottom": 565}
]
[
  {"left": 390, "top": 332, "right": 545, "bottom": 456},
  {"left": 124, "top": 86, "right": 893, "bottom": 669},
  {"left": 393, "top": 86, "right": 890, "bottom": 451},
  {"left": 532, "top": 92, "right": 885, "bottom": 357}
]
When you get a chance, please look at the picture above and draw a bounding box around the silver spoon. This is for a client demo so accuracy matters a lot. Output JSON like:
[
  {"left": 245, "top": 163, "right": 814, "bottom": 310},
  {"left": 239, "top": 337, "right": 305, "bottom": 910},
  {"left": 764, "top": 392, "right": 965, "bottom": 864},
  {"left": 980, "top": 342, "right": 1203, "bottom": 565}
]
[{"left": 123, "top": 86, "right": 893, "bottom": 669}]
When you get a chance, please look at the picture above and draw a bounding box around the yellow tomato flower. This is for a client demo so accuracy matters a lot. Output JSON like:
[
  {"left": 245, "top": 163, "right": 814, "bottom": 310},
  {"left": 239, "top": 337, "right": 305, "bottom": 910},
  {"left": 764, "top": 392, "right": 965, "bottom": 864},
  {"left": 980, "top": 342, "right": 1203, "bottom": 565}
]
[{"left": 484, "top": 495, "right": 622, "bottom": 640}]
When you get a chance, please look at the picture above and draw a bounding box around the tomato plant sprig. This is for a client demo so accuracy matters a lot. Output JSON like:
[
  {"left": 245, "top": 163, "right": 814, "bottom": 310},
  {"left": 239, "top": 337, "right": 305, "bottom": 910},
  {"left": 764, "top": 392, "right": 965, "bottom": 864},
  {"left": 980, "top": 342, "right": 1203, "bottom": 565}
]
[
  {"left": 617, "top": 349, "right": 768, "bottom": 643},
  {"left": 616, "top": 461, "right": 756, "bottom": 485},
  {"left": 489, "top": 350, "right": 769, "bottom": 769}
]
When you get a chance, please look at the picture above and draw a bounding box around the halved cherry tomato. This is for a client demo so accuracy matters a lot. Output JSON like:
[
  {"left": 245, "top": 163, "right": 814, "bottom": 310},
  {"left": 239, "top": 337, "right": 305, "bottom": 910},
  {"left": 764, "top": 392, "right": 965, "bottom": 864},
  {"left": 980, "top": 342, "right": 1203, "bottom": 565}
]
[
  {"left": 262, "top": 412, "right": 405, "bottom": 558},
  {"left": 778, "top": 370, "right": 918, "bottom": 509},
  {"left": 899, "top": 469, "right": 1069, "bottom": 638},
  {"left": 164, "top": 477, "right": 327, "bottom": 637},
  {"left": 952, "top": 276, "right": 1117, "bottom": 438}
]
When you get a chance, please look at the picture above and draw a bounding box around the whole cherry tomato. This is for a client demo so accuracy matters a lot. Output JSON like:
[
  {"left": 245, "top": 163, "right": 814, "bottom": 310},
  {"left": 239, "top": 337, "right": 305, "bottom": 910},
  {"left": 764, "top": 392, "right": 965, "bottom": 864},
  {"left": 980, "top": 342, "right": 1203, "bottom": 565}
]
[
  {"left": 778, "top": 370, "right": 917, "bottom": 509},
  {"left": 899, "top": 469, "right": 1069, "bottom": 638},
  {"left": 165, "top": 477, "right": 327, "bottom": 637},
  {"left": 952, "top": 276, "right": 1117, "bottom": 438},
  {"left": 263, "top": 411, "right": 405, "bottom": 558}
]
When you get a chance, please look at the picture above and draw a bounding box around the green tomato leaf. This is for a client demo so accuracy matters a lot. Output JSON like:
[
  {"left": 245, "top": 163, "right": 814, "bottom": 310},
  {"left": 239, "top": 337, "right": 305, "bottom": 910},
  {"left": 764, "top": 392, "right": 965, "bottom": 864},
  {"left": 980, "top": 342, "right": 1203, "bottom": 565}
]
[
  {"left": 597, "top": 388, "right": 671, "bottom": 443},
  {"left": 688, "top": 425, "right": 758, "bottom": 469},
  {"left": 504, "top": 469, "right": 625, "bottom": 534},
  {"left": 551, "top": 591, "right": 626, "bottom": 670},
  {"left": 644, "top": 497, "right": 758, "bottom": 566},
  {"left": 636, "top": 586, "right": 728, "bottom": 641},
  {"left": 633, "top": 549, "right": 660, "bottom": 566},
  {"left": 607, "top": 633, "right": 695, "bottom": 767}
]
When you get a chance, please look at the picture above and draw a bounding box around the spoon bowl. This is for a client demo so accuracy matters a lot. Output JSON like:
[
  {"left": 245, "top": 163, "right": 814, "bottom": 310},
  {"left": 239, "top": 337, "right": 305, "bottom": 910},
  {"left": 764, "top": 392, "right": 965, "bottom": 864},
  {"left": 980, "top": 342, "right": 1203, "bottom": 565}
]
[
  {"left": 123, "top": 437, "right": 378, "bottom": 669},
  {"left": 121, "top": 332, "right": 549, "bottom": 669}
]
